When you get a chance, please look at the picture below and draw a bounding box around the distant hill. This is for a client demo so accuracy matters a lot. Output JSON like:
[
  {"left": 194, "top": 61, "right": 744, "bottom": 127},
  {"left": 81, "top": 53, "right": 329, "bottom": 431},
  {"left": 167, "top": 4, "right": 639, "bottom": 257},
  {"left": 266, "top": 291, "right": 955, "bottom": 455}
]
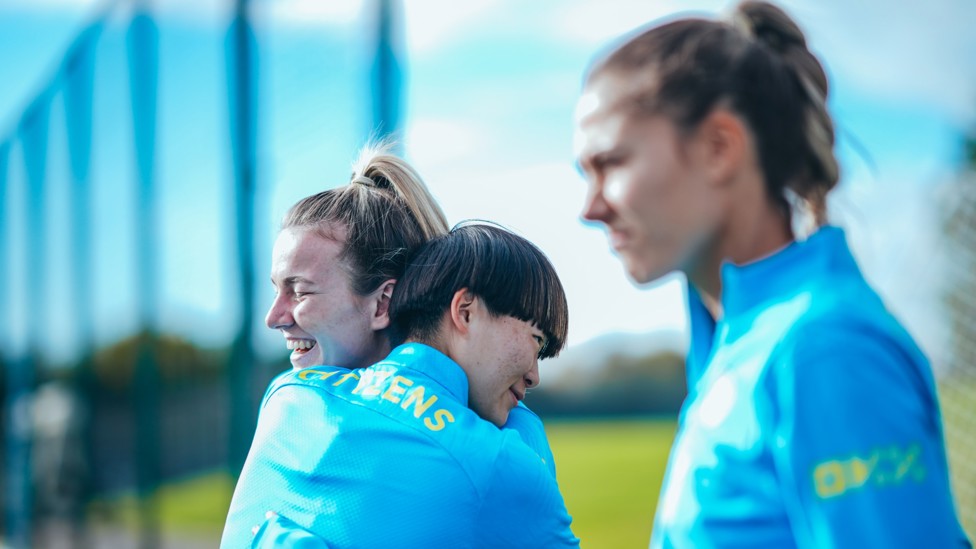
[
  {"left": 543, "top": 329, "right": 686, "bottom": 383},
  {"left": 526, "top": 330, "right": 688, "bottom": 417}
]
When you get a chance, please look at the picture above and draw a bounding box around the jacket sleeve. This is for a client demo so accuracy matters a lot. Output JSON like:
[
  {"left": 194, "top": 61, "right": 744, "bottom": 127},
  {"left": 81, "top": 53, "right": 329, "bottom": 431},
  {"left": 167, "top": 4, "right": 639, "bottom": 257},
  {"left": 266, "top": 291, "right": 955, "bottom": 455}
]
[
  {"left": 474, "top": 430, "right": 579, "bottom": 548},
  {"left": 503, "top": 402, "right": 557, "bottom": 477},
  {"left": 768, "top": 324, "right": 970, "bottom": 548}
]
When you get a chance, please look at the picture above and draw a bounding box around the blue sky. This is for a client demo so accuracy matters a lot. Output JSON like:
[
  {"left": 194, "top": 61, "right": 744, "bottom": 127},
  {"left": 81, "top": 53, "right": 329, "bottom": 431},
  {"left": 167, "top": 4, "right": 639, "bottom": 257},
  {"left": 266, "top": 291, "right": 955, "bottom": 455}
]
[{"left": 1, "top": 0, "right": 974, "bottom": 373}]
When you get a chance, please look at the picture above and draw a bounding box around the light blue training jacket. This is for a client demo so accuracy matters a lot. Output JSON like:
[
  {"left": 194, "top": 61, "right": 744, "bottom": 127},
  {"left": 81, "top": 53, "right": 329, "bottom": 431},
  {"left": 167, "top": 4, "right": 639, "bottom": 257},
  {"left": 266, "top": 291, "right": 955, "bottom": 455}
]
[
  {"left": 221, "top": 343, "right": 578, "bottom": 548},
  {"left": 651, "top": 226, "right": 971, "bottom": 548}
]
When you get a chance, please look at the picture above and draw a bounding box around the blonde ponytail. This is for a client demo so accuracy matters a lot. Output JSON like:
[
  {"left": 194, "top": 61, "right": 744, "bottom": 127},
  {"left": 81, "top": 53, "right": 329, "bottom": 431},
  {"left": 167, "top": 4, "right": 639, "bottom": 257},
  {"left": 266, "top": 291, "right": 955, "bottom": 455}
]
[
  {"left": 282, "top": 141, "right": 448, "bottom": 295},
  {"left": 350, "top": 140, "right": 449, "bottom": 240}
]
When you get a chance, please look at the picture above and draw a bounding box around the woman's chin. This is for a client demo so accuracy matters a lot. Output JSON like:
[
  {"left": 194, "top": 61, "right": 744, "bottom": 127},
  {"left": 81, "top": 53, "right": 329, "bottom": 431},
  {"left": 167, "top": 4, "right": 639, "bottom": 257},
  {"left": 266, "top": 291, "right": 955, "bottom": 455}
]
[{"left": 290, "top": 347, "right": 322, "bottom": 370}]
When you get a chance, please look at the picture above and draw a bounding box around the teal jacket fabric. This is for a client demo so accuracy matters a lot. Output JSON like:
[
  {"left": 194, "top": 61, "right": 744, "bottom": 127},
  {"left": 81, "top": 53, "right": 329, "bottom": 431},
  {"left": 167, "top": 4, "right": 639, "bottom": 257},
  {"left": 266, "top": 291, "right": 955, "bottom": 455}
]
[
  {"left": 221, "top": 343, "right": 578, "bottom": 548},
  {"left": 651, "top": 226, "right": 970, "bottom": 548},
  {"left": 506, "top": 401, "right": 557, "bottom": 477}
]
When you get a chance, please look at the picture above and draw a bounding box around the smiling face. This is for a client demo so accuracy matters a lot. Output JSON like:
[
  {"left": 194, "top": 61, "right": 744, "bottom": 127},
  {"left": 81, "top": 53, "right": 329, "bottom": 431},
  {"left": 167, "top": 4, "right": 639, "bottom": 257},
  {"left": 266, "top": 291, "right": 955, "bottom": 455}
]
[
  {"left": 461, "top": 311, "right": 545, "bottom": 427},
  {"left": 574, "top": 72, "right": 725, "bottom": 285},
  {"left": 265, "top": 225, "right": 388, "bottom": 370}
]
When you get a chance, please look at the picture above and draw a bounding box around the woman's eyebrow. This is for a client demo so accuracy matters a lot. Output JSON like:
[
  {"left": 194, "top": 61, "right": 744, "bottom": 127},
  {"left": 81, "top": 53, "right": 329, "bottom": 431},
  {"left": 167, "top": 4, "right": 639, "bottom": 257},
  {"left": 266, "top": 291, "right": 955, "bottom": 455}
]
[{"left": 274, "top": 275, "right": 315, "bottom": 288}]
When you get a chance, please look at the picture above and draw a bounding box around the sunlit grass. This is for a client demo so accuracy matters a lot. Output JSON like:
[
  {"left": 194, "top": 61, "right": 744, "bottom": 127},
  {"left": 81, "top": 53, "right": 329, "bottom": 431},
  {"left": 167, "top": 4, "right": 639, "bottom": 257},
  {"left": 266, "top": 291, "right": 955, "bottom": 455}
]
[
  {"left": 89, "top": 471, "right": 234, "bottom": 541},
  {"left": 548, "top": 417, "right": 676, "bottom": 548}
]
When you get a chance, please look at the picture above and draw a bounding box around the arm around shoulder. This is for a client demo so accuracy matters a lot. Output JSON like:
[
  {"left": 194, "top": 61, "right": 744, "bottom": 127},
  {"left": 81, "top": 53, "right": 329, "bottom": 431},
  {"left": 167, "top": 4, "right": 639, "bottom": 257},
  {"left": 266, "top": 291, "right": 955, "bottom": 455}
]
[
  {"left": 474, "top": 430, "right": 579, "bottom": 548},
  {"left": 503, "top": 402, "right": 557, "bottom": 477}
]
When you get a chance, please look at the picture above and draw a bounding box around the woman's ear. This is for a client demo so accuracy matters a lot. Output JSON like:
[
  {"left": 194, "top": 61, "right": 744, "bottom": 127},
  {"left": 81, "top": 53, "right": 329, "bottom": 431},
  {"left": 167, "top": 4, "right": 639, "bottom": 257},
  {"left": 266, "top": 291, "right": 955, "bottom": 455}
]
[
  {"left": 369, "top": 279, "right": 396, "bottom": 331},
  {"left": 695, "top": 108, "right": 748, "bottom": 187}
]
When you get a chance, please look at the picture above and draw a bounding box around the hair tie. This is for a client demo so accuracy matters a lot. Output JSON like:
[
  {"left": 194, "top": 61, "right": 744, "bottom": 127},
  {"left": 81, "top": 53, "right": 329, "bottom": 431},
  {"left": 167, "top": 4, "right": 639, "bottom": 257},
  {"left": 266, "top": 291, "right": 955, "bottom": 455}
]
[
  {"left": 351, "top": 173, "right": 394, "bottom": 190},
  {"left": 351, "top": 175, "right": 376, "bottom": 187}
]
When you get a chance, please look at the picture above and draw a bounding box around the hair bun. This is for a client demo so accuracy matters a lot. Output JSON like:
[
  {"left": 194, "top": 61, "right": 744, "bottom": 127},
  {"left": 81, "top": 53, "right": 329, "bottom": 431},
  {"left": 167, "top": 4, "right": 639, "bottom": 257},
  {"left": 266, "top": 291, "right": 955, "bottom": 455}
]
[{"left": 731, "top": 1, "right": 806, "bottom": 54}]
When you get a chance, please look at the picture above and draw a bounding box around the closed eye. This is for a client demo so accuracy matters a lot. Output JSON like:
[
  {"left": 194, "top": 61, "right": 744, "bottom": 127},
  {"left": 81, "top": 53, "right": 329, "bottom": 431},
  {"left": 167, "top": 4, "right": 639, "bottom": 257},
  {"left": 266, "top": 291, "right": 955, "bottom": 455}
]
[
  {"left": 532, "top": 334, "right": 547, "bottom": 355},
  {"left": 293, "top": 289, "right": 318, "bottom": 299}
]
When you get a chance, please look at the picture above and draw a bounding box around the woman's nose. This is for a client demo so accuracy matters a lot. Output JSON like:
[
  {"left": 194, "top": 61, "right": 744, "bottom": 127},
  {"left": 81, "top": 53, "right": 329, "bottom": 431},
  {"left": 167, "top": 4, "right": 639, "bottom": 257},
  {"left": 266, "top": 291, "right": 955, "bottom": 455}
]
[
  {"left": 581, "top": 183, "right": 611, "bottom": 224},
  {"left": 525, "top": 360, "right": 540, "bottom": 389},
  {"left": 265, "top": 295, "right": 294, "bottom": 330}
]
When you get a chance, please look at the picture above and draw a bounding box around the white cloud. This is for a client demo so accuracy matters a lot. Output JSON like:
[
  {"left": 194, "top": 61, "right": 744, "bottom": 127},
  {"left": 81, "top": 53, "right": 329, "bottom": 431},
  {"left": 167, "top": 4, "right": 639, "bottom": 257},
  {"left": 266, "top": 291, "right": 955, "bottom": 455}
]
[
  {"left": 777, "top": 0, "right": 976, "bottom": 121},
  {"left": 553, "top": 0, "right": 725, "bottom": 47},
  {"left": 262, "top": 0, "right": 365, "bottom": 27},
  {"left": 401, "top": 0, "right": 500, "bottom": 54},
  {"left": 405, "top": 117, "right": 491, "bottom": 166}
]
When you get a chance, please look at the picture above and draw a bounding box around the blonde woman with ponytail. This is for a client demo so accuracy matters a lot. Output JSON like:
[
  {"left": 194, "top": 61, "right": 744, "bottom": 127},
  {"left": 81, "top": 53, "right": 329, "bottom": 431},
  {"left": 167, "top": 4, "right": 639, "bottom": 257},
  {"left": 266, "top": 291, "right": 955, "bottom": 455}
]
[
  {"left": 263, "top": 143, "right": 448, "bottom": 372},
  {"left": 221, "top": 142, "right": 568, "bottom": 547},
  {"left": 574, "top": 1, "right": 968, "bottom": 547}
]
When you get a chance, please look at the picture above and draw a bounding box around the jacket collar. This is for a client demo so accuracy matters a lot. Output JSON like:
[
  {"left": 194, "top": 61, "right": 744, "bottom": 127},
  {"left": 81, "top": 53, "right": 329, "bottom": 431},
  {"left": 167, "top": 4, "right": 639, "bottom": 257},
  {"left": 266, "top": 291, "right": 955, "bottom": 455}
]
[
  {"left": 381, "top": 343, "right": 470, "bottom": 405},
  {"left": 686, "top": 225, "right": 860, "bottom": 377},
  {"left": 720, "top": 225, "right": 857, "bottom": 318}
]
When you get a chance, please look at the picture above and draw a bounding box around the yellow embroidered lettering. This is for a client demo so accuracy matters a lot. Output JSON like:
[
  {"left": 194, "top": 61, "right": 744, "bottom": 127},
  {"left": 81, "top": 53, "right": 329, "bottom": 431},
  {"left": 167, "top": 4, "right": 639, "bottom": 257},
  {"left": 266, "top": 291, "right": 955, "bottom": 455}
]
[
  {"left": 332, "top": 372, "right": 360, "bottom": 386},
  {"left": 298, "top": 369, "right": 339, "bottom": 381},
  {"left": 813, "top": 443, "right": 926, "bottom": 499},
  {"left": 424, "top": 409, "right": 455, "bottom": 431},
  {"left": 352, "top": 370, "right": 391, "bottom": 396},
  {"left": 895, "top": 445, "right": 925, "bottom": 482},
  {"left": 873, "top": 448, "right": 898, "bottom": 485},
  {"left": 814, "top": 461, "right": 846, "bottom": 498},
  {"left": 382, "top": 375, "right": 414, "bottom": 404},
  {"left": 846, "top": 453, "right": 877, "bottom": 489},
  {"left": 401, "top": 386, "right": 438, "bottom": 418}
]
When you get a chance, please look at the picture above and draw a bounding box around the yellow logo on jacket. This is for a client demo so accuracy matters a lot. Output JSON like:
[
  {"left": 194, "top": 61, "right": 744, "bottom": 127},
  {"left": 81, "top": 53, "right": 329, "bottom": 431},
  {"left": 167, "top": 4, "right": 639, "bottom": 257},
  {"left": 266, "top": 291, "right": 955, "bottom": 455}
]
[
  {"left": 812, "top": 444, "right": 925, "bottom": 499},
  {"left": 298, "top": 368, "right": 456, "bottom": 432}
]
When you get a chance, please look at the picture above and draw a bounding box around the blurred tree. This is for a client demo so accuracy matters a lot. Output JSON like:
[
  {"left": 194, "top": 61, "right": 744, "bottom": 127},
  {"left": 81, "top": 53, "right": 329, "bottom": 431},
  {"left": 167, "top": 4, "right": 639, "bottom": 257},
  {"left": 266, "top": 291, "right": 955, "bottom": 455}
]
[
  {"left": 90, "top": 332, "right": 224, "bottom": 396},
  {"left": 524, "top": 351, "right": 687, "bottom": 417}
]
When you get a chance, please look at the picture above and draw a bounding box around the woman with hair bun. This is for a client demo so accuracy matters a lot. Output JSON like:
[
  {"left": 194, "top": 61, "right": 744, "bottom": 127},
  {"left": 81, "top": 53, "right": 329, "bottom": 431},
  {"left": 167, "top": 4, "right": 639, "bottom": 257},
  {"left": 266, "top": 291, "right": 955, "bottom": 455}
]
[
  {"left": 574, "top": 1, "right": 969, "bottom": 546},
  {"left": 221, "top": 142, "right": 562, "bottom": 547},
  {"left": 264, "top": 141, "right": 450, "bottom": 372}
]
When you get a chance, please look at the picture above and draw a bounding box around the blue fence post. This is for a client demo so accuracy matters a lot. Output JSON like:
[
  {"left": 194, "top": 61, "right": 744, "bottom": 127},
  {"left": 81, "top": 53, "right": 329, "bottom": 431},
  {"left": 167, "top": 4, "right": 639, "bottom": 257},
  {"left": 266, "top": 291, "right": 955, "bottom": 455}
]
[
  {"left": 225, "top": 0, "right": 258, "bottom": 477},
  {"left": 371, "top": 0, "right": 404, "bottom": 145},
  {"left": 0, "top": 140, "right": 23, "bottom": 547},
  {"left": 62, "top": 19, "right": 101, "bottom": 547},
  {"left": 126, "top": 7, "right": 160, "bottom": 549},
  {"left": 10, "top": 90, "right": 53, "bottom": 549}
]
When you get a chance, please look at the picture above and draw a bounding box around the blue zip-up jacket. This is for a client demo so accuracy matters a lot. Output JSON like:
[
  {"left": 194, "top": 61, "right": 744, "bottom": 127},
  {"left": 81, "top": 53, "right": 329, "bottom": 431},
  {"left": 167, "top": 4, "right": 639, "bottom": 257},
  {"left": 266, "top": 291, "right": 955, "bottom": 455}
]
[
  {"left": 651, "top": 226, "right": 970, "bottom": 548},
  {"left": 221, "top": 343, "right": 578, "bottom": 548}
]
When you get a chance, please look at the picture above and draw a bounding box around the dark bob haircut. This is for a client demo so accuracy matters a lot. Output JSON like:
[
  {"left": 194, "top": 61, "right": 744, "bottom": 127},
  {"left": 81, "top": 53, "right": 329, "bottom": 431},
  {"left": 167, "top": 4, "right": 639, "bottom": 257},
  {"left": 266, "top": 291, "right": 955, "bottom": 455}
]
[{"left": 389, "top": 222, "right": 569, "bottom": 359}]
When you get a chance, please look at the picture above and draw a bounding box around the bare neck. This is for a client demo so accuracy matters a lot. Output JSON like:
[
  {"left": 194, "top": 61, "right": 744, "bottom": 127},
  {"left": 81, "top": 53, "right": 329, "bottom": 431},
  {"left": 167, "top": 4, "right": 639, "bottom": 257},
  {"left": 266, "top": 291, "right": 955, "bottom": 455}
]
[{"left": 688, "top": 202, "right": 793, "bottom": 321}]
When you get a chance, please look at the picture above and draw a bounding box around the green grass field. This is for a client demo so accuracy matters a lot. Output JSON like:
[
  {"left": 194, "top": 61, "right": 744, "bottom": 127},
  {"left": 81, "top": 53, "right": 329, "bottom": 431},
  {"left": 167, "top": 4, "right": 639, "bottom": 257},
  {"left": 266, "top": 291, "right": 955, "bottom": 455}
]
[
  {"left": 548, "top": 418, "right": 676, "bottom": 548},
  {"left": 93, "top": 417, "right": 677, "bottom": 546}
]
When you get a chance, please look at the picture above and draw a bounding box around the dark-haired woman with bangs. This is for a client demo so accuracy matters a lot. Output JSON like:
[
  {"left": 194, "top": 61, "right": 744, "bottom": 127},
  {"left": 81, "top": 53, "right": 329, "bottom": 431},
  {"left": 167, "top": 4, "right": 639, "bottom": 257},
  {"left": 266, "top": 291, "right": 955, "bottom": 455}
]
[{"left": 574, "top": 1, "right": 969, "bottom": 547}]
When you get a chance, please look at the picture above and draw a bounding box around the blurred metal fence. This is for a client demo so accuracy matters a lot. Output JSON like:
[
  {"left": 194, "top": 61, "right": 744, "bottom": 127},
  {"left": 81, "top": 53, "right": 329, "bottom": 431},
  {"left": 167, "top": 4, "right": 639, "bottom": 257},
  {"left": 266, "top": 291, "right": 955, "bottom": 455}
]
[
  {"left": 0, "top": 1, "right": 403, "bottom": 547},
  {"left": 940, "top": 167, "right": 976, "bottom": 538}
]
